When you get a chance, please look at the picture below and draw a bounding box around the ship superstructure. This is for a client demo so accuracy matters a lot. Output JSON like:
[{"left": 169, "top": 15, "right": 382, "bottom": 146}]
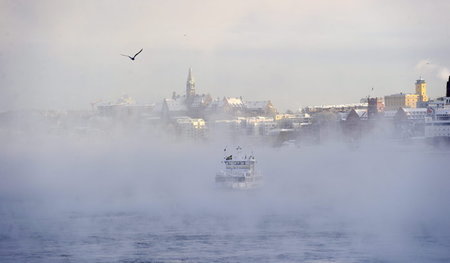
[
  {"left": 425, "top": 107, "right": 450, "bottom": 142},
  {"left": 215, "top": 146, "right": 262, "bottom": 190},
  {"left": 425, "top": 76, "right": 450, "bottom": 143}
]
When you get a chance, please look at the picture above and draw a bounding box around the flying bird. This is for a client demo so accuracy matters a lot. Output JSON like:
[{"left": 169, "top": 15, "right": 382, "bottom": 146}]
[{"left": 121, "top": 48, "right": 143, "bottom": 60}]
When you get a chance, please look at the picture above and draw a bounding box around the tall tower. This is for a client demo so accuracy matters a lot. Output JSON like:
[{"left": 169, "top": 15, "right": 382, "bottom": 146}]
[
  {"left": 186, "top": 68, "right": 196, "bottom": 100},
  {"left": 415, "top": 77, "right": 428, "bottom": 102}
]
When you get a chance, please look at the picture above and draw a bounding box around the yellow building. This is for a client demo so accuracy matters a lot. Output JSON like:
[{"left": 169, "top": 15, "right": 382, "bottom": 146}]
[
  {"left": 384, "top": 93, "right": 419, "bottom": 110},
  {"left": 384, "top": 77, "right": 429, "bottom": 110},
  {"left": 415, "top": 77, "right": 428, "bottom": 102}
]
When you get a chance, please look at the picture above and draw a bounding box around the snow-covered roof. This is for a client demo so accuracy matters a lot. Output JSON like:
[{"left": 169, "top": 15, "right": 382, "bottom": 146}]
[
  {"left": 343, "top": 109, "right": 368, "bottom": 121},
  {"left": 245, "top": 101, "right": 270, "bottom": 110},
  {"left": 397, "top": 107, "right": 427, "bottom": 120},
  {"left": 164, "top": 99, "right": 187, "bottom": 112},
  {"left": 306, "top": 103, "right": 367, "bottom": 109},
  {"left": 224, "top": 97, "right": 244, "bottom": 107},
  {"left": 354, "top": 109, "right": 367, "bottom": 118},
  {"left": 245, "top": 116, "right": 274, "bottom": 123},
  {"left": 176, "top": 117, "right": 205, "bottom": 124}
]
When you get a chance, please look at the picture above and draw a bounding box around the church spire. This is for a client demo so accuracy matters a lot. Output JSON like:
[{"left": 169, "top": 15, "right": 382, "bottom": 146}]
[
  {"left": 188, "top": 68, "right": 194, "bottom": 82},
  {"left": 186, "top": 68, "right": 196, "bottom": 99}
]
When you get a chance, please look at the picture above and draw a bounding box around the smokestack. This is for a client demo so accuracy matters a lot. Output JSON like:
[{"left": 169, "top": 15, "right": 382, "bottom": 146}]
[{"left": 447, "top": 75, "right": 450, "bottom": 97}]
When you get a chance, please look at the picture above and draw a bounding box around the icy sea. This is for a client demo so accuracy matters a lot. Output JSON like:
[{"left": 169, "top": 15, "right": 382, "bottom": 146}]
[{"left": 1, "top": 138, "right": 450, "bottom": 262}]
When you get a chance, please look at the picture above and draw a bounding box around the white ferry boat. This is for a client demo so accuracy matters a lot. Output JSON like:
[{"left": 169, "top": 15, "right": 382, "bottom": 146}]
[
  {"left": 425, "top": 107, "right": 450, "bottom": 144},
  {"left": 215, "top": 146, "right": 262, "bottom": 190},
  {"left": 424, "top": 76, "right": 450, "bottom": 144}
]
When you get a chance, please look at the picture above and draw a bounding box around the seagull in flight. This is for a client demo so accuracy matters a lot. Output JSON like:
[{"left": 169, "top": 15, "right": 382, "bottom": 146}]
[{"left": 121, "top": 48, "right": 143, "bottom": 61}]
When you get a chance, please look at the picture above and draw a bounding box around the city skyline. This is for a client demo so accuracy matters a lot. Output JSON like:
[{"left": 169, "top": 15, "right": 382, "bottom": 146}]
[
  {"left": 1, "top": 0, "right": 450, "bottom": 112},
  {"left": 2, "top": 2, "right": 450, "bottom": 261}
]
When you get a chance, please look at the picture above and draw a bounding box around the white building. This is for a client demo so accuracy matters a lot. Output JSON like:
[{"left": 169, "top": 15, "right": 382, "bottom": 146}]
[
  {"left": 175, "top": 117, "right": 207, "bottom": 139},
  {"left": 244, "top": 116, "right": 277, "bottom": 136},
  {"left": 97, "top": 95, "right": 153, "bottom": 119},
  {"left": 304, "top": 103, "right": 368, "bottom": 113}
]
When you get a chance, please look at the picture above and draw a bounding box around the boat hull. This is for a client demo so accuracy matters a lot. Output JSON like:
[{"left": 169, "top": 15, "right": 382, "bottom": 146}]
[{"left": 215, "top": 173, "right": 262, "bottom": 190}]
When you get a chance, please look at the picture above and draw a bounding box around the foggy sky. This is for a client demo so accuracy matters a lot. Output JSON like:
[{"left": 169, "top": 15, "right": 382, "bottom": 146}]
[{"left": 1, "top": 0, "right": 450, "bottom": 111}]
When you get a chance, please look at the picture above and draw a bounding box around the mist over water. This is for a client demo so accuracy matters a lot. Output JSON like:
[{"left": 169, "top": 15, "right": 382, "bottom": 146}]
[
  {"left": 1, "top": 131, "right": 450, "bottom": 262},
  {"left": 3, "top": 0, "right": 450, "bottom": 261}
]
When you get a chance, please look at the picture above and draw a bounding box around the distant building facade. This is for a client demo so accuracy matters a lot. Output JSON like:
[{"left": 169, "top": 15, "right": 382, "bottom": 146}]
[
  {"left": 303, "top": 103, "right": 367, "bottom": 114},
  {"left": 97, "top": 95, "right": 153, "bottom": 119},
  {"left": 384, "top": 93, "right": 419, "bottom": 110},
  {"left": 244, "top": 101, "right": 276, "bottom": 116},
  {"left": 367, "top": 97, "right": 384, "bottom": 119},
  {"left": 384, "top": 77, "right": 429, "bottom": 110},
  {"left": 175, "top": 117, "right": 207, "bottom": 140}
]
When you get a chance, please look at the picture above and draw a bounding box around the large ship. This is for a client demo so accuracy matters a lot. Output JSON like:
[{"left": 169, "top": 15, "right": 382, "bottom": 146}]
[
  {"left": 425, "top": 76, "right": 450, "bottom": 144},
  {"left": 425, "top": 107, "right": 450, "bottom": 144},
  {"left": 215, "top": 146, "right": 262, "bottom": 190}
]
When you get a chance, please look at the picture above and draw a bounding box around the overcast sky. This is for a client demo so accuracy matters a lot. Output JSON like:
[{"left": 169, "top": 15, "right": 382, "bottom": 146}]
[{"left": 1, "top": 0, "right": 450, "bottom": 111}]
